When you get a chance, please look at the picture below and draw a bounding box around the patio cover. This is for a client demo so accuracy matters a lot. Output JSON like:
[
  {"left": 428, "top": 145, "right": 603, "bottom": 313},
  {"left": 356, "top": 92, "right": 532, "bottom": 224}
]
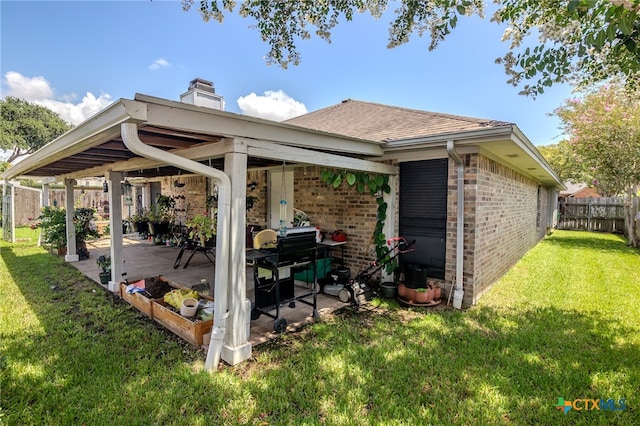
[{"left": 1, "top": 94, "right": 395, "bottom": 370}]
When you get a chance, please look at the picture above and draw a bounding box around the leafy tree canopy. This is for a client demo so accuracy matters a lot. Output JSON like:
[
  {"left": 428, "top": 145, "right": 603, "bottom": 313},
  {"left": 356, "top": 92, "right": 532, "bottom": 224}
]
[
  {"left": 0, "top": 97, "right": 71, "bottom": 163},
  {"left": 554, "top": 82, "right": 640, "bottom": 197},
  {"left": 538, "top": 140, "right": 590, "bottom": 184},
  {"left": 182, "top": 0, "right": 640, "bottom": 96}
]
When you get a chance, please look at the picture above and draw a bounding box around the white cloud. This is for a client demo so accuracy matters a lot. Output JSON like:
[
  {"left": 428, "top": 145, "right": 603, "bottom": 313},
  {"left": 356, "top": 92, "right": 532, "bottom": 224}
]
[
  {"left": 237, "top": 90, "right": 307, "bottom": 121},
  {"left": 149, "top": 58, "right": 170, "bottom": 71},
  {"left": 4, "top": 71, "right": 53, "bottom": 100},
  {"left": 2, "top": 72, "right": 113, "bottom": 125}
]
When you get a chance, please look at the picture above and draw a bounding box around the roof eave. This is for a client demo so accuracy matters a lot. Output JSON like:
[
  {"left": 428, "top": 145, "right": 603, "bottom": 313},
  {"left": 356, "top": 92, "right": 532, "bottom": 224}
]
[
  {"left": 383, "top": 125, "right": 565, "bottom": 190},
  {"left": 1, "top": 99, "right": 147, "bottom": 180}
]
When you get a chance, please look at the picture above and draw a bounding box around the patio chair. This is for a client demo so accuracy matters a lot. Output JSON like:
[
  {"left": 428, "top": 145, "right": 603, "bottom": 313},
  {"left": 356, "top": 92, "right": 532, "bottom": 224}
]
[{"left": 173, "top": 237, "right": 215, "bottom": 269}]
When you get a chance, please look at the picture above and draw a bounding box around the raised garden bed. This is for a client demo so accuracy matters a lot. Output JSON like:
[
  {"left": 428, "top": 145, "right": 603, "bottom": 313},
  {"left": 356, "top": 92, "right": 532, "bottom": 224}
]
[
  {"left": 120, "top": 276, "right": 214, "bottom": 346},
  {"left": 120, "top": 276, "right": 175, "bottom": 319},
  {"left": 151, "top": 298, "right": 214, "bottom": 346}
]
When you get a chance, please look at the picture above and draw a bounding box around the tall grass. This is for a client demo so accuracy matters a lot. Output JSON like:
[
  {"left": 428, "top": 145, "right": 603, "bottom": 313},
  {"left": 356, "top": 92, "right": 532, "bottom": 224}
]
[{"left": 1, "top": 228, "right": 638, "bottom": 425}]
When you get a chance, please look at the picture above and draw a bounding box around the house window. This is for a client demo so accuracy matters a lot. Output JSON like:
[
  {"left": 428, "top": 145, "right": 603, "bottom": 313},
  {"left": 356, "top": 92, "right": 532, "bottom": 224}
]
[
  {"left": 536, "top": 185, "right": 542, "bottom": 228},
  {"left": 399, "top": 159, "right": 448, "bottom": 279}
]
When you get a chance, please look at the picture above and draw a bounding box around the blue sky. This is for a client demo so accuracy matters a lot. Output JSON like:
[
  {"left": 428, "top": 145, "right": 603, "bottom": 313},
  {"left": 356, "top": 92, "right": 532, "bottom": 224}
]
[{"left": 1, "top": 0, "right": 573, "bottom": 152}]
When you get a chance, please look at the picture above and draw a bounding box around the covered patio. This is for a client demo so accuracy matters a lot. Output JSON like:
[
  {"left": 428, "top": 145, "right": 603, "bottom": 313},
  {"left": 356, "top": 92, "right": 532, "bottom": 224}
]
[
  {"left": 73, "top": 235, "right": 345, "bottom": 346},
  {"left": 1, "top": 93, "right": 396, "bottom": 370}
]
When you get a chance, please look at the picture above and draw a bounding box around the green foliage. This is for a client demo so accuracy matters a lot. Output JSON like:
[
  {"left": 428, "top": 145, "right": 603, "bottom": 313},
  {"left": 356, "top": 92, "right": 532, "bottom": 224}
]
[
  {"left": 183, "top": 0, "right": 640, "bottom": 96},
  {"left": 555, "top": 82, "right": 640, "bottom": 197},
  {"left": 495, "top": 0, "right": 640, "bottom": 96},
  {"left": 186, "top": 213, "right": 216, "bottom": 243},
  {"left": 38, "top": 206, "right": 67, "bottom": 248},
  {"left": 320, "top": 169, "right": 395, "bottom": 273},
  {"left": 96, "top": 255, "right": 111, "bottom": 274},
  {"left": 0, "top": 97, "right": 71, "bottom": 163},
  {"left": 147, "top": 194, "right": 175, "bottom": 223},
  {"left": 537, "top": 139, "right": 590, "bottom": 183},
  {"left": 38, "top": 206, "right": 100, "bottom": 249}
]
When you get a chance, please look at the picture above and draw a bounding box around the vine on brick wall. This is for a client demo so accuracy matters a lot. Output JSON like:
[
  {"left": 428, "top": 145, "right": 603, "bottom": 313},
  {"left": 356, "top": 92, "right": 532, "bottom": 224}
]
[{"left": 320, "top": 169, "right": 396, "bottom": 275}]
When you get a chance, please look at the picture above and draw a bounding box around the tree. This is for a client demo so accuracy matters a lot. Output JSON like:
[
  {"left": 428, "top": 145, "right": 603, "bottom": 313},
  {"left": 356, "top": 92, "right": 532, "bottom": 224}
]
[
  {"left": 495, "top": 0, "right": 640, "bottom": 96},
  {"left": 555, "top": 82, "right": 640, "bottom": 246},
  {"left": 0, "top": 97, "right": 71, "bottom": 163},
  {"left": 538, "top": 140, "right": 590, "bottom": 183},
  {"left": 182, "top": 0, "right": 640, "bottom": 96}
]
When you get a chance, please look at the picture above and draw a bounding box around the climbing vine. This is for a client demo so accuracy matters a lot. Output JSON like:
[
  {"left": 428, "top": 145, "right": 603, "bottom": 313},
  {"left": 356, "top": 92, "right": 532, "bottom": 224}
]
[{"left": 320, "top": 169, "right": 396, "bottom": 274}]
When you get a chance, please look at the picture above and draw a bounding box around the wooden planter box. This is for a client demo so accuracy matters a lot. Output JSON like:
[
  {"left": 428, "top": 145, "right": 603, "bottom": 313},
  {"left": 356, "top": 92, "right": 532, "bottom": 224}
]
[
  {"left": 151, "top": 299, "right": 213, "bottom": 346},
  {"left": 120, "top": 282, "right": 159, "bottom": 318},
  {"left": 120, "top": 276, "right": 176, "bottom": 319}
]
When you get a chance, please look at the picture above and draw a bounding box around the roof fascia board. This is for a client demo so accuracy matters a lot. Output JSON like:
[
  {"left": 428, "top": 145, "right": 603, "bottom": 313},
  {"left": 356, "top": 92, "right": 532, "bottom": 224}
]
[
  {"left": 384, "top": 124, "right": 564, "bottom": 189},
  {"left": 246, "top": 139, "right": 395, "bottom": 175},
  {"left": 508, "top": 125, "right": 564, "bottom": 188},
  {"left": 384, "top": 126, "right": 514, "bottom": 148},
  {"left": 138, "top": 94, "right": 384, "bottom": 157},
  {"left": 377, "top": 146, "right": 478, "bottom": 163},
  {"left": 1, "top": 99, "right": 147, "bottom": 180}
]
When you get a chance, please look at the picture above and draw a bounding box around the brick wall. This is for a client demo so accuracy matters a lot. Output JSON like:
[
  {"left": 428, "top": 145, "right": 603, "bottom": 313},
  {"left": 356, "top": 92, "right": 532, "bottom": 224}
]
[
  {"left": 159, "top": 175, "right": 208, "bottom": 225},
  {"left": 294, "top": 165, "right": 381, "bottom": 276},
  {"left": 454, "top": 153, "right": 550, "bottom": 306}
]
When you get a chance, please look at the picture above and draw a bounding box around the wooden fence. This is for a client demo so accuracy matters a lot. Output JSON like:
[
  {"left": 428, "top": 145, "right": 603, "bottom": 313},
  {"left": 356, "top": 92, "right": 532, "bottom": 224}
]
[
  {"left": 11, "top": 188, "right": 109, "bottom": 226},
  {"left": 557, "top": 197, "right": 625, "bottom": 233}
]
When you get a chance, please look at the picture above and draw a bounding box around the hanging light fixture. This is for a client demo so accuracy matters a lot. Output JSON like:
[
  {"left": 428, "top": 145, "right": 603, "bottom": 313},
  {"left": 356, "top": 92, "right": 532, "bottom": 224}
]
[
  {"left": 121, "top": 179, "right": 132, "bottom": 194},
  {"left": 103, "top": 181, "right": 109, "bottom": 193}
]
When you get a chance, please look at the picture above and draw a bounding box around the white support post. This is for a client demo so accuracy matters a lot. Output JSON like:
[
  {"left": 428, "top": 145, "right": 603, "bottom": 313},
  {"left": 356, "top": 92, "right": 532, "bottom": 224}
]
[
  {"left": 39, "top": 183, "right": 50, "bottom": 246},
  {"left": 64, "top": 179, "right": 79, "bottom": 262},
  {"left": 106, "top": 171, "right": 124, "bottom": 293},
  {"left": 41, "top": 183, "right": 50, "bottom": 208},
  {"left": 221, "top": 145, "right": 252, "bottom": 365},
  {"left": 381, "top": 174, "right": 397, "bottom": 283}
]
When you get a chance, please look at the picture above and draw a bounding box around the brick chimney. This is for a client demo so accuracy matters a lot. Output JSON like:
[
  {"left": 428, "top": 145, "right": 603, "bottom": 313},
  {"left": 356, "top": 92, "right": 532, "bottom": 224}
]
[{"left": 180, "top": 78, "right": 224, "bottom": 110}]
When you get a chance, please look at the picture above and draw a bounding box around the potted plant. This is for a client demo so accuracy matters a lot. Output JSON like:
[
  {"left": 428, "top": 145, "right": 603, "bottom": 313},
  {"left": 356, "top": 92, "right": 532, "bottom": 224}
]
[
  {"left": 148, "top": 195, "right": 175, "bottom": 237},
  {"left": 39, "top": 206, "right": 67, "bottom": 254},
  {"left": 73, "top": 207, "right": 100, "bottom": 259},
  {"left": 96, "top": 255, "right": 111, "bottom": 285},
  {"left": 186, "top": 213, "right": 216, "bottom": 247},
  {"left": 129, "top": 211, "right": 149, "bottom": 235},
  {"left": 415, "top": 287, "right": 429, "bottom": 304},
  {"left": 38, "top": 206, "right": 99, "bottom": 258}
]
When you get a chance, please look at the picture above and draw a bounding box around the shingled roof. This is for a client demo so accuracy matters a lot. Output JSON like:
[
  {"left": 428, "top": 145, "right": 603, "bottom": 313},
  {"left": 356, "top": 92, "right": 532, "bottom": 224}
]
[{"left": 285, "top": 99, "right": 513, "bottom": 142}]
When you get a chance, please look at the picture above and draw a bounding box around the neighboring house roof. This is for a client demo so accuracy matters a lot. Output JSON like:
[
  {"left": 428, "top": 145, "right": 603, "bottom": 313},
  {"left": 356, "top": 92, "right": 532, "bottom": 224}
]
[
  {"left": 287, "top": 99, "right": 564, "bottom": 189},
  {"left": 559, "top": 182, "right": 601, "bottom": 198},
  {"left": 285, "top": 99, "right": 511, "bottom": 142}
]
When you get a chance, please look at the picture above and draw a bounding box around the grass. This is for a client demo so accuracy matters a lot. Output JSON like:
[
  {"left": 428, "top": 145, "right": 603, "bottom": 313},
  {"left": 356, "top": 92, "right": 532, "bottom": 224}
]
[{"left": 1, "top": 228, "right": 639, "bottom": 425}]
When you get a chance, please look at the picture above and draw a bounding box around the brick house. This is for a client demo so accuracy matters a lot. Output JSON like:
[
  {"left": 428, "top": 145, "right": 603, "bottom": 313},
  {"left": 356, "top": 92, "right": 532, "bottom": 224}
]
[
  {"left": 559, "top": 182, "right": 601, "bottom": 199},
  {"left": 286, "top": 99, "right": 563, "bottom": 307},
  {"left": 2, "top": 87, "right": 562, "bottom": 368}
]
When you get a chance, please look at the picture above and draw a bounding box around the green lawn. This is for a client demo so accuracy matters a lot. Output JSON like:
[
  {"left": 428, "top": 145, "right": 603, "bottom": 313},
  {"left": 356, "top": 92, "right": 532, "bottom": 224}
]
[{"left": 1, "top": 228, "right": 638, "bottom": 425}]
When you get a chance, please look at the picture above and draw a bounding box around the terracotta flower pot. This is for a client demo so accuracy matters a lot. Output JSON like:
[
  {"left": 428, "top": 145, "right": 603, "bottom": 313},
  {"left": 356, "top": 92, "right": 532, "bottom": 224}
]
[
  {"left": 405, "top": 287, "right": 417, "bottom": 303},
  {"left": 426, "top": 287, "right": 435, "bottom": 303},
  {"left": 398, "top": 283, "right": 407, "bottom": 299},
  {"left": 433, "top": 285, "right": 441, "bottom": 300},
  {"left": 415, "top": 288, "right": 429, "bottom": 304}
]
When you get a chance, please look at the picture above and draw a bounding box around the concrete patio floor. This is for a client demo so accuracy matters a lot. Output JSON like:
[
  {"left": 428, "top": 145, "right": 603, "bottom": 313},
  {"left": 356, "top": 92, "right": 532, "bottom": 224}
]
[{"left": 71, "top": 235, "right": 346, "bottom": 347}]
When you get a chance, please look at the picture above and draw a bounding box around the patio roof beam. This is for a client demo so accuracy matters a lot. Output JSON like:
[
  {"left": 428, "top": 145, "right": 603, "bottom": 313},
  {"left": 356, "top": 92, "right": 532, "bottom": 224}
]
[
  {"left": 246, "top": 139, "right": 396, "bottom": 175},
  {"left": 58, "top": 140, "right": 233, "bottom": 181}
]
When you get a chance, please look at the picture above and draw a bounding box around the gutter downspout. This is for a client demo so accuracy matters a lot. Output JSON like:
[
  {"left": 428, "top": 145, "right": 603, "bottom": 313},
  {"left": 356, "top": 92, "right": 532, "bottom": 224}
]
[
  {"left": 447, "top": 140, "right": 465, "bottom": 309},
  {"left": 121, "top": 123, "right": 231, "bottom": 371}
]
